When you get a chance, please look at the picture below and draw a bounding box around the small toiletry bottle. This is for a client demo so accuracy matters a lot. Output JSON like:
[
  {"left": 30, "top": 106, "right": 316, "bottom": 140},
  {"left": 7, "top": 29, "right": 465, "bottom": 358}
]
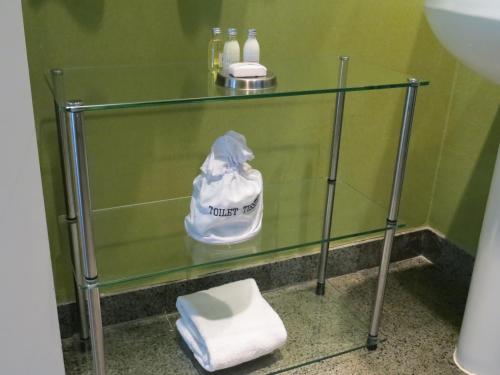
[
  {"left": 222, "top": 28, "right": 240, "bottom": 72},
  {"left": 208, "top": 27, "right": 223, "bottom": 73},
  {"left": 243, "top": 28, "right": 260, "bottom": 63}
]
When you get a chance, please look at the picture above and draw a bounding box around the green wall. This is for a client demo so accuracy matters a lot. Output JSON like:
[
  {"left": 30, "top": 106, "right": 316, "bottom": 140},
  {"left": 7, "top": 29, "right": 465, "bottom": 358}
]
[
  {"left": 21, "top": 0, "right": 491, "bottom": 303},
  {"left": 429, "top": 65, "right": 500, "bottom": 254}
]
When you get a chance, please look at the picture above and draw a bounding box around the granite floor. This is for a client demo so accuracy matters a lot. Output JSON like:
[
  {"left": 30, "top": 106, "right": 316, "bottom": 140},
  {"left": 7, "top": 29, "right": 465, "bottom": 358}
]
[{"left": 63, "top": 256, "right": 468, "bottom": 374}]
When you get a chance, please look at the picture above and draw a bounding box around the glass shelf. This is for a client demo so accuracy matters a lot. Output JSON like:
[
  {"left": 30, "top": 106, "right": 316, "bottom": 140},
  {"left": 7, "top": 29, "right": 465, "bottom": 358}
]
[
  {"left": 47, "top": 57, "right": 429, "bottom": 112},
  {"left": 61, "top": 178, "right": 403, "bottom": 289},
  {"left": 63, "top": 281, "right": 382, "bottom": 374}
]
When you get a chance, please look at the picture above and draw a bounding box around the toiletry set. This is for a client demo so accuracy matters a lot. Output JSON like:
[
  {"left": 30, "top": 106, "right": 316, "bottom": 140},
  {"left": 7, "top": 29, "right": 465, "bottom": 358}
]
[{"left": 209, "top": 27, "right": 269, "bottom": 80}]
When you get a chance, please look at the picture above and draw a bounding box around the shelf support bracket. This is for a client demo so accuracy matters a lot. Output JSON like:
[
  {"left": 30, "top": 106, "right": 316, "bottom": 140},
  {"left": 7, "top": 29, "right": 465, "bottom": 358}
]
[
  {"left": 51, "top": 69, "right": 90, "bottom": 348},
  {"left": 367, "top": 78, "right": 420, "bottom": 350},
  {"left": 66, "top": 101, "right": 106, "bottom": 374},
  {"left": 316, "top": 56, "right": 350, "bottom": 295}
]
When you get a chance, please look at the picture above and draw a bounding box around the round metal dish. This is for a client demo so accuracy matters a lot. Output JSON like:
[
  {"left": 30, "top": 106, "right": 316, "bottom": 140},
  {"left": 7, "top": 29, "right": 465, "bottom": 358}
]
[{"left": 216, "top": 71, "right": 277, "bottom": 90}]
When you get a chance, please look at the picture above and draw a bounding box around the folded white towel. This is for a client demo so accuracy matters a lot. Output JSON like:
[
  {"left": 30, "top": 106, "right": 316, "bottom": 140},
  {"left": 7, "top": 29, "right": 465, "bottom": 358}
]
[{"left": 175, "top": 279, "right": 287, "bottom": 372}]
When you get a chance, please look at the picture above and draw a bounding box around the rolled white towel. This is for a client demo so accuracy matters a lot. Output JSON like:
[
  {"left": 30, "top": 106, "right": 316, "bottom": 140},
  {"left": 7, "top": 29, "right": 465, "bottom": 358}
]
[{"left": 175, "top": 279, "right": 287, "bottom": 372}]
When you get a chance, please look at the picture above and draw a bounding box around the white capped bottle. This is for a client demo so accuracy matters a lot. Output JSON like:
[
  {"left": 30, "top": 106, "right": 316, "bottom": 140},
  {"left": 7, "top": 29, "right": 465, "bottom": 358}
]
[
  {"left": 208, "top": 27, "right": 223, "bottom": 73},
  {"left": 222, "top": 28, "right": 240, "bottom": 72},
  {"left": 243, "top": 28, "right": 260, "bottom": 63}
]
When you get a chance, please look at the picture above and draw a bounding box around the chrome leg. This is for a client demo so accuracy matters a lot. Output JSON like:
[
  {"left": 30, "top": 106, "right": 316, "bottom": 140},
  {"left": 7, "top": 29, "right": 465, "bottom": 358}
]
[
  {"left": 66, "top": 101, "right": 106, "bottom": 374},
  {"left": 316, "top": 56, "right": 350, "bottom": 295},
  {"left": 51, "top": 69, "right": 90, "bottom": 345},
  {"left": 86, "top": 287, "right": 105, "bottom": 371},
  {"left": 367, "top": 79, "right": 420, "bottom": 349},
  {"left": 70, "top": 223, "right": 91, "bottom": 349}
]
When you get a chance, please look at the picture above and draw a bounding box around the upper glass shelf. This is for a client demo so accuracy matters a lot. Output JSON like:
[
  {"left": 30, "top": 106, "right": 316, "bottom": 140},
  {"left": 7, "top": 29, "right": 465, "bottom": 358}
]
[{"left": 47, "top": 57, "right": 429, "bottom": 112}]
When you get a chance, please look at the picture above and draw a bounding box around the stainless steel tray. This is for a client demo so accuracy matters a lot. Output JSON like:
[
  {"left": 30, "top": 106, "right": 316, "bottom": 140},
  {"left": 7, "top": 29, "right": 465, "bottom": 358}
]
[{"left": 215, "top": 71, "right": 277, "bottom": 90}]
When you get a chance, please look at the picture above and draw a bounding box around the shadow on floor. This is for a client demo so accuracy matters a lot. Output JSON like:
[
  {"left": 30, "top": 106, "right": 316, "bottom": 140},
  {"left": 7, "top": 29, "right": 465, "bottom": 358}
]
[{"left": 391, "top": 261, "right": 468, "bottom": 329}]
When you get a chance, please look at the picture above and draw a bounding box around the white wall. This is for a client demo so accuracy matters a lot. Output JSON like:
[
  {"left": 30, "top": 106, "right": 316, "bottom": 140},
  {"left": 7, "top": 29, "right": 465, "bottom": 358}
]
[{"left": 0, "top": 2, "right": 65, "bottom": 374}]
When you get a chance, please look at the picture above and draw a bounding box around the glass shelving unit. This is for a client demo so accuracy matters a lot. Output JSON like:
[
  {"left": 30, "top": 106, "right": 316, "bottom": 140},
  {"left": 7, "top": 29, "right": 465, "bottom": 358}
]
[{"left": 49, "top": 56, "right": 428, "bottom": 375}]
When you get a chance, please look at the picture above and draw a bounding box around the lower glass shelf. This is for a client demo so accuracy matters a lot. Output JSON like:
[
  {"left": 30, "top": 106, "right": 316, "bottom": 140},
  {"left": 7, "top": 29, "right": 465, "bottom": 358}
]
[
  {"left": 62, "top": 178, "right": 402, "bottom": 290},
  {"left": 63, "top": 280, "right": 380, "bottom": 374}
]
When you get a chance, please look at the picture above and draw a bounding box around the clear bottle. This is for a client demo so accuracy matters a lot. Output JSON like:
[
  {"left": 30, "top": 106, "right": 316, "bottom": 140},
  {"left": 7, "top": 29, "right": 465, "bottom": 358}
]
[
  {"left": 243, "top": 28, "right": 260, "bottom": 63},
  {"left": 222, "top": 28, "right": 240, "bottom": 72},
  {"left": 208, "top": 27, "right": 223, "bottom": 73}
]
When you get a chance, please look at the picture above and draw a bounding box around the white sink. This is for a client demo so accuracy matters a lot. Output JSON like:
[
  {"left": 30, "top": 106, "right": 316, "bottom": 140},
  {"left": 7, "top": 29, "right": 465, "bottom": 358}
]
[
  {"left": 425, "top": 2, "right": 500, "bottom": 375},
  {"left": 425, "top": 0, "right": 500, "bottom": 83}
]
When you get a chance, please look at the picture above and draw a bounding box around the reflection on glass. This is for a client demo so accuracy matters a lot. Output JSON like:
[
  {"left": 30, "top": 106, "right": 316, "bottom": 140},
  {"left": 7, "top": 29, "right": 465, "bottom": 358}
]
[{"left": 186, "top": 234, "right": 261, "bottom": 265}]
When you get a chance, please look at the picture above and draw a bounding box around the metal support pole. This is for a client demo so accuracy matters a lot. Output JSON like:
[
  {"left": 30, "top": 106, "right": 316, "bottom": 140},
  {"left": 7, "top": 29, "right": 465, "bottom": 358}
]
[
  {"left": 367, "top": 78, "right": 420, "bottom": 350},
  {"left": 51, "top": 69, "right": 90, "bottom": 347},
  {"left": 66, "top": 101, "right": 106, "bottom": 374},
  {"left": 316, "top": 56, "right": 350, "bottom": 295}
]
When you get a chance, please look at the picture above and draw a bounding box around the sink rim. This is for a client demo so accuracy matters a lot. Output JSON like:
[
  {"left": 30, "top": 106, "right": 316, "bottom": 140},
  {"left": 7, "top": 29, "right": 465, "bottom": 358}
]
[{"left": 425, "top": 0, "right": 500, "bottom": 21}]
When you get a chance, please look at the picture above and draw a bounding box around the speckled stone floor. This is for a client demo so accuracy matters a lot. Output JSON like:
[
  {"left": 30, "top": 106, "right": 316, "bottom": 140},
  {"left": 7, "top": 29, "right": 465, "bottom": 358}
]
[{"left": 63, "top": 256, "right": 467, "bottom": 374}]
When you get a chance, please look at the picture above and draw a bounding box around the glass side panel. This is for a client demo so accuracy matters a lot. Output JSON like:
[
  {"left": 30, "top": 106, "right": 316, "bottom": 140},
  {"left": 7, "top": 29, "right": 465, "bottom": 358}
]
[
  {"left": 63, "top": 179, "right": 403, "bottom": 289},
  {"left": 47, "top": 57, "right": 429, "bottom": 111}
]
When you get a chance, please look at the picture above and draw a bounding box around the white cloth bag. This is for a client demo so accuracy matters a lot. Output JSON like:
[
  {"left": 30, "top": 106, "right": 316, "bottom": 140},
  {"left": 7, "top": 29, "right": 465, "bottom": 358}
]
[{"left": 185, "top": 131, "right": 263, "bottom": 244}]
